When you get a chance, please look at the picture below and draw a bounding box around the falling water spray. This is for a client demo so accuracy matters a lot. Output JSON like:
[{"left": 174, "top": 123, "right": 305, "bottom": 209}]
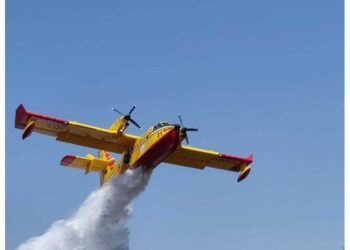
[{"left": 17, "top": 168, "right": 152, "bottom": 250}]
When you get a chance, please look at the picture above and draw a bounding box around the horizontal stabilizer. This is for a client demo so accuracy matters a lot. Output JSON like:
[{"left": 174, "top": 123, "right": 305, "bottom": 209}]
[{"left": 60, "top": 154, "right": 115, "bottom": 174}]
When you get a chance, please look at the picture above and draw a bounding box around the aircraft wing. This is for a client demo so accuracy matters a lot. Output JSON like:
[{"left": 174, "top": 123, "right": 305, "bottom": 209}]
[
  {"left": 15, "top": 104, "right": 140, "bottom": 153},
  {"left": 164, "top": 145, "right": 253, "bottom": 181}
]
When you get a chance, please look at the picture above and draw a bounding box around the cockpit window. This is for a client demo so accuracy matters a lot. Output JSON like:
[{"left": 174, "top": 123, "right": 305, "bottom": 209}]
[{"left": 153, "top": 122, "right": 170, "bottom": 131}]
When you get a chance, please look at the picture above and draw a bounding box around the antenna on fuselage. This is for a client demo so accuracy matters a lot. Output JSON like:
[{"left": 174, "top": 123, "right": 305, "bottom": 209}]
[
  {"left": 178, "top": 114, "right": 198, "bottom": 145},
  {"left": 112, "top": 105, "right": 142, "bottom": 129}
]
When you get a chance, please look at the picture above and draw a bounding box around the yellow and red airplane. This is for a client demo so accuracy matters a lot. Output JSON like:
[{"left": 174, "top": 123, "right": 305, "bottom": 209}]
[{"left": 15, "top": 104, "right": 253, "bottom": 186}]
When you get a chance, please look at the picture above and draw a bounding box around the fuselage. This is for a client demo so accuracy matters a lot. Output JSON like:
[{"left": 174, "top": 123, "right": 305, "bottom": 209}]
[
  {"left": 129, "top": 122, "right": 181, "bottom": 170},
  {"left": 100, "top": 122, "right": 182, "bottom": 185}
]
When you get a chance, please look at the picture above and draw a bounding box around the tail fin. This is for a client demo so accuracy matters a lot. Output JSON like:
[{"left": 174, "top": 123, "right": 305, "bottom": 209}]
[
  {"left": 98, "top": 150, "right": 108, "bottom": 160},
  {"left": 98, "top": 150, "right": 131, "bottom": 185},
  {"left": 98, "top": 150, "right": 115, "bottom": 186}
]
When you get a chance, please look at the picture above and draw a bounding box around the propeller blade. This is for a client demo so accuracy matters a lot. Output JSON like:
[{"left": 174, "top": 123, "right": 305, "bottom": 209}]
[
  {"left": 129, "top": 118, "right": 141, "bottom": 129},
  {"left": 185, "top": 128, "right": 198, "bottom": 132},
  {"left": 178, "top": 114, "right": 198, "bottom": 145},
  {"left": 178, "top": 114, "right": 184, "bottom": 127},
  {"left": 112, "top": 108, "right": 124, "bottom": 116},
  {"left": 128, "top": 105, "right": 136, "bottom": 115},
  {"left": 185, "top": 134, "right": 189, "bottom": 145}
]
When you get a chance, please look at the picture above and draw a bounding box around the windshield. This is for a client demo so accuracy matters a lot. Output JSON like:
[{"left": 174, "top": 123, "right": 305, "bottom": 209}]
[{"left": 153, "top": 122, "right": 170, "bottom": 131}]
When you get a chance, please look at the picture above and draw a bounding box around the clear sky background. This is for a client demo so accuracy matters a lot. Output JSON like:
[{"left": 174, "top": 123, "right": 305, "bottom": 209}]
[{"left": 6, "top": 0, "right": 343, "bottom": 249}]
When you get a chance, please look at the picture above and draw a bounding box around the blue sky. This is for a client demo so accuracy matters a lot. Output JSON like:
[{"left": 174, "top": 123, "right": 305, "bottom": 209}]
[{"left": 6, "top": 0, "right": 343, "bottom": 249}]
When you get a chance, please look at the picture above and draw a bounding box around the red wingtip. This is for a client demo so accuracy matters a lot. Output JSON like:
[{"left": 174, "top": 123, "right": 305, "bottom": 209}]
[
  {"left": 247, "top": 154, "right": 253, "bottom": 162},
  {"left": 60, "top": 155, "right": 76, "bottom": 166},
  {"left": 220, "top": 153, "right": 254, "bottom": 165}
]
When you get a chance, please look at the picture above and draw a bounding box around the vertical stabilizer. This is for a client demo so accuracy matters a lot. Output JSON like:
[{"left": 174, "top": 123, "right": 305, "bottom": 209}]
[
  {"left": 98, "top": 150, "right": 108, "bottom": 160},
  {"left": 98, "top": 150, "right": 113, "bottom": 186}
]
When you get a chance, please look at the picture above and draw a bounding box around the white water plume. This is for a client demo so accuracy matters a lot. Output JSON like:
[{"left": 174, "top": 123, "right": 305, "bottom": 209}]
[{"left": 17, "top": 168, "right": 152, "bottom": 250}]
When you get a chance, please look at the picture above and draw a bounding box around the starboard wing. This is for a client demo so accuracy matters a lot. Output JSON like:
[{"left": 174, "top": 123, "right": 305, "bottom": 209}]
[{"left": 15, "top": 104, "right": 140, "bottom": 153}]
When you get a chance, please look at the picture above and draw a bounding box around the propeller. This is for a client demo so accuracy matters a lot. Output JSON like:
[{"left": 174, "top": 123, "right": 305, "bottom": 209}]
[
  {"left": 178, "top": 114, "right": 198, "bottom": 145},
  {"left": 112, "top": 105, "right": 141, "bottom": 129}
]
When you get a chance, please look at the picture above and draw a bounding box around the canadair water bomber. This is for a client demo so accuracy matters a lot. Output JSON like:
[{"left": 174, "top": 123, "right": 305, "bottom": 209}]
[{"left": 15, "top": 104, "right": 253, "bottom": 186}]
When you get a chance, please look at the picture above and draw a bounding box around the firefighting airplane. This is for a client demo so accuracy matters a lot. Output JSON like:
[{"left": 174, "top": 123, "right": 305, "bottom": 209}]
[{"left": 15, "top": 104, "right": 253, "bottom": 186}]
